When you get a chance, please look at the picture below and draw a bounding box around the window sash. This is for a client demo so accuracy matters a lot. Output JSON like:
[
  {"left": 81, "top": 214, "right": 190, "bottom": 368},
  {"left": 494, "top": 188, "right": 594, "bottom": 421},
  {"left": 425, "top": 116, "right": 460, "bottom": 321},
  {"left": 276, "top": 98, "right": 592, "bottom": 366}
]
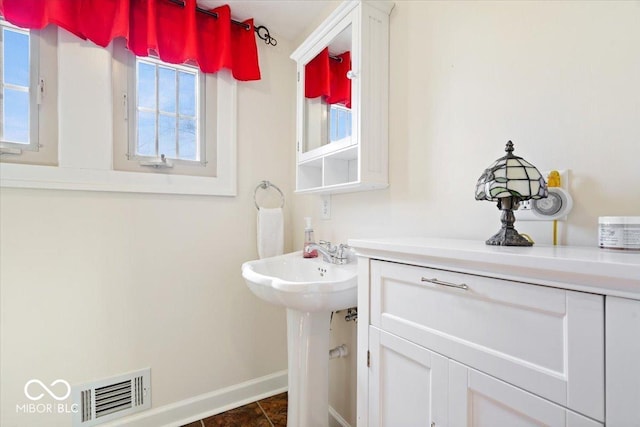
[
  {"left": 0, "top": 20, "right": 40, "bottom": 152},
  {"left": 130, "top": 56, "right": 205, "bottom": 165}
]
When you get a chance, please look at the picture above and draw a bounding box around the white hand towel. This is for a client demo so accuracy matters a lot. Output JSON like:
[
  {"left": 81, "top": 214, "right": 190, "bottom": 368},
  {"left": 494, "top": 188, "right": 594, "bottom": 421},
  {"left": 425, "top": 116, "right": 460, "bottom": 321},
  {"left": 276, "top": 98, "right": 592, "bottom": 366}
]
[{"left": 257, "top": 207, "right": 284, "bottom": 259}]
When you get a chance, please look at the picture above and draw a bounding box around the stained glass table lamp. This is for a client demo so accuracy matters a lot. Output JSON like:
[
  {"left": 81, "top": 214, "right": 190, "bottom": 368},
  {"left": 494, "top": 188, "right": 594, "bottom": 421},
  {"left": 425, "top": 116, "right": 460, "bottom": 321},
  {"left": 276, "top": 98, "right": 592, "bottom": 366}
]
[{"left": 475, "top": 141, "right": 548, "bottom": 246}]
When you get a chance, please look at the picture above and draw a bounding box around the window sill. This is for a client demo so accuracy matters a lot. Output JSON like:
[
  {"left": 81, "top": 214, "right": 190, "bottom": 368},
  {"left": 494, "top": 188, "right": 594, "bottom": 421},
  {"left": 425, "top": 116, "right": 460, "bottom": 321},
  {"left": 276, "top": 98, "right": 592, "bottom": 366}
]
[{"left": 0, "top": 162, "right": 236, "bottom": 196}]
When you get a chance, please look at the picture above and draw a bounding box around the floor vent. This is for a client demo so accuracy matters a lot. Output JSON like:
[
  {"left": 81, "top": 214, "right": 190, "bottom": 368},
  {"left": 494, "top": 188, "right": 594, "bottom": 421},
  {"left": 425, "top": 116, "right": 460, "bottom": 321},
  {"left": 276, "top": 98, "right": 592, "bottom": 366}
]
[{"left": 72, "top": 368, "right": 151, "bottom": 427}]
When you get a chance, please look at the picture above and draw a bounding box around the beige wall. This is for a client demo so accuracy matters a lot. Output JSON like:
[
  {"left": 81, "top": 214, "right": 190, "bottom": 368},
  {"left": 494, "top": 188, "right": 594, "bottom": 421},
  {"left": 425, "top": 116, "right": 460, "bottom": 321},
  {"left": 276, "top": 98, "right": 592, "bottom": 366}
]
[
  {"left": 0, "top": 32, "right": 295, "bottom": 426},
  {"left": 295, "top": 1, "right": 640, "bottom": 424}
]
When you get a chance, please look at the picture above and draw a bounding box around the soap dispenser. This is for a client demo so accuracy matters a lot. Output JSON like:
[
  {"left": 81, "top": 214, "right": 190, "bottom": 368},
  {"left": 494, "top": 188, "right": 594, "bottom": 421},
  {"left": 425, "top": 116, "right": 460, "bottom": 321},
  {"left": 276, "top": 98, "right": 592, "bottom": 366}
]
[{"left": 303, "top": 217, "right": 318, "bottom": 258}]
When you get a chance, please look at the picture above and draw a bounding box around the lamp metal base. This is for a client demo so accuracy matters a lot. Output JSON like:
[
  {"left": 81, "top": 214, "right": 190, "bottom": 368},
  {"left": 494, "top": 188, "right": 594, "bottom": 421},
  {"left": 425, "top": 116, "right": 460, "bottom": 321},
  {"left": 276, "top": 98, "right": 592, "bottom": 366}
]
[
  {"left": 486, "top": 227, "right": 533, "bottom": 246},
  {"left": 486, "top": 198, "right": 533, "bottom": 246}
]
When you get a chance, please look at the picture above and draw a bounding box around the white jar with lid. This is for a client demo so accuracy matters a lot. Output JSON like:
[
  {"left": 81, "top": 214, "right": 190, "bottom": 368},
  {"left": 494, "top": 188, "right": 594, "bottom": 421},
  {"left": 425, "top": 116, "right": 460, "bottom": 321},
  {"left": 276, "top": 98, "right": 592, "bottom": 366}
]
[{"left": 599, "top": 216, "right": 640, "bottom": 250}]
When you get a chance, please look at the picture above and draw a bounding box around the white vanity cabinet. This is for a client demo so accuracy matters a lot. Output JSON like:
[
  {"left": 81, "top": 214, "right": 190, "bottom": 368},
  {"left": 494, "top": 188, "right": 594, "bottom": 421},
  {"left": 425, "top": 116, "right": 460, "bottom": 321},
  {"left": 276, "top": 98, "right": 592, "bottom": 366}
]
[
  {"left": 350, "top": 238, "right": 640, "bottom": 427},
  {"left": 368, "top": 330, "right": 602, "bottom": 427},
  {"left": 290, "top": 1, "right": 392, "bottom": 194}
]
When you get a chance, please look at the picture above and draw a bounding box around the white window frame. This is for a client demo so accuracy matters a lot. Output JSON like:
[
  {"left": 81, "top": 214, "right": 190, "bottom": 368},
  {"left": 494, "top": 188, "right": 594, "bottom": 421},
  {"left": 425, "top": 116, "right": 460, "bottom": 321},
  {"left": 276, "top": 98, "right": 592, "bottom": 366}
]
[
  {"left": 129, "top": 56, "right": 204, "bottom": 166},
  {"left": 0, "top": 19, "right": 58, "bottom": 165},
  {"left": 113, "top": 41, "right": 219, "bottom": 178}
]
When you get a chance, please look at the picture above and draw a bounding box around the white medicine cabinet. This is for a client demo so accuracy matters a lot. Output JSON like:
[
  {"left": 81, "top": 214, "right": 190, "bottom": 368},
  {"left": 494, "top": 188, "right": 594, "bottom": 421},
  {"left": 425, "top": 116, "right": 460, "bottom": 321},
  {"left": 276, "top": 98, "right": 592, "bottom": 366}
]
[{"left": 291, "top": 0, "right": 393, "bottom": 194}]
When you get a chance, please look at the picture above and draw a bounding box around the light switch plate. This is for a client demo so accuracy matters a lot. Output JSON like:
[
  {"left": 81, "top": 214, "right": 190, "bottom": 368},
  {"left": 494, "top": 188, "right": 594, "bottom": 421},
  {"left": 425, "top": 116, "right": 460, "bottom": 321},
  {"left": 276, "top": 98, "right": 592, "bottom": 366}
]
[{"left": 321, "top": 195, "right": 331, "bottom": 220}]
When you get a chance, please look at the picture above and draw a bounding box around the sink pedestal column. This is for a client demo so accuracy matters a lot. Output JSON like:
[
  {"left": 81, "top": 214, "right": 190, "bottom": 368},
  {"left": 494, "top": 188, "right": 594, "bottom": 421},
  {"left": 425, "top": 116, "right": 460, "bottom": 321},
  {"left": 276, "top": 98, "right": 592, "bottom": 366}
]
[{"left": 286, "top": 308, "right": 331, "bottom": 427}]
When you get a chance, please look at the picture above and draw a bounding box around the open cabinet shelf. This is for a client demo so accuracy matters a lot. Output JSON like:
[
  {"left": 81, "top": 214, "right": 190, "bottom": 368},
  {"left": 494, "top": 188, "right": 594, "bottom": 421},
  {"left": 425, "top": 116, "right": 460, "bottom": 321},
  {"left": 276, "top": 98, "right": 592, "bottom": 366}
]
[{"left": 296, "top": 145, "right": 384, "bottom": 193}]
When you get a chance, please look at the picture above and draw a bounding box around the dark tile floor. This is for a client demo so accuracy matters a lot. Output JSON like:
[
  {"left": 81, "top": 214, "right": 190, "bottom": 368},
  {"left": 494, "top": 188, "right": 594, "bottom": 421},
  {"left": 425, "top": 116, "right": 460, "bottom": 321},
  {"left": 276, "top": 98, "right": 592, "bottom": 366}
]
[{"left": 181, "top": 392, "right": 287, "bottom": 427}]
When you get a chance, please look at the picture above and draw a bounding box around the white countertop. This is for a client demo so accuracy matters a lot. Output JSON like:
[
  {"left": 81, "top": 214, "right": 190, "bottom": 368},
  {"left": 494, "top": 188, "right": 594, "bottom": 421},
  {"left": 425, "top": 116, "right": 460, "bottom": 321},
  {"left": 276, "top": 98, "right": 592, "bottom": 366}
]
[{"left": 348, "top": 237, "right": 640, "bottom": 300}]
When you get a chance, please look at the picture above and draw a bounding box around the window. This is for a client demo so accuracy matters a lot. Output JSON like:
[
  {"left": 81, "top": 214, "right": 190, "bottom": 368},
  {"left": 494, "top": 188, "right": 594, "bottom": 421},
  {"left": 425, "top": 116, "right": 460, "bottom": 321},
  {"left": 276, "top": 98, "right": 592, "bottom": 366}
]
[
  {"left": 328, "top": 104, "right": 351, "bottom": 144},
  {"left": 132, "top": 57, "right": 202, "bottom": 164},
  {"left": 0, "top": 19, "right": 57, "bottom": 165},
  {"left": 113, "top": 40, "right": 219, "bottom": 177},
  {"left": 1, "top": 22, "right": 32, "bottom": 146}
]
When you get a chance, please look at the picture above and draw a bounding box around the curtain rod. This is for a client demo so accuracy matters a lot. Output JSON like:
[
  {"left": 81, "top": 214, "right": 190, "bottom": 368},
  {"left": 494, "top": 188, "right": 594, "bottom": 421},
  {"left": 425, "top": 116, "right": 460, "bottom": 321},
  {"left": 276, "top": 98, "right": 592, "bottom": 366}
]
[{"left": 168, "top": 0, "right": 277, "bottom": 46}]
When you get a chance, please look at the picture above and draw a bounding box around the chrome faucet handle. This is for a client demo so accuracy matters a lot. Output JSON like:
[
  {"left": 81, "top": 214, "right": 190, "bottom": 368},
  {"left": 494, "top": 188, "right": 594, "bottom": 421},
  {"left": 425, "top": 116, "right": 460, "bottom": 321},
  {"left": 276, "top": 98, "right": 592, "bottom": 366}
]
[
  {"left": 335, "top": 244, "right": 352, "bottom": 264},
  {"left": 318, "top": 240, "right": 336, "bottom": 252}
]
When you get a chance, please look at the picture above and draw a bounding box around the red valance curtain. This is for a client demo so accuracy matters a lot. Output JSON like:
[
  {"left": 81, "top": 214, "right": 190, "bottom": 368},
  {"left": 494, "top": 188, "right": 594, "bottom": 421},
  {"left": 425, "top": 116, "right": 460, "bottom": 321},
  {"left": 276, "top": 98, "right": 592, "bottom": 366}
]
[
  {"left": 0, "top": 0, "right": 260, "bottom": 81},
  {"left": 305, "top": 48, "right": 351, "bottom": 108}
]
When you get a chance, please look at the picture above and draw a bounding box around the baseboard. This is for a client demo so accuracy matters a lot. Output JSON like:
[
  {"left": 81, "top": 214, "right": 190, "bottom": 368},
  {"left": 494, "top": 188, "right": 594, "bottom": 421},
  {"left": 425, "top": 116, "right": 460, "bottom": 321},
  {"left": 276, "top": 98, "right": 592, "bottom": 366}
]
[
  {"left": 329, "top": 405, "right": 352, "bottom": 427},
  {"left": 100, "top": 370, "right": 288, "bottom": 427}
]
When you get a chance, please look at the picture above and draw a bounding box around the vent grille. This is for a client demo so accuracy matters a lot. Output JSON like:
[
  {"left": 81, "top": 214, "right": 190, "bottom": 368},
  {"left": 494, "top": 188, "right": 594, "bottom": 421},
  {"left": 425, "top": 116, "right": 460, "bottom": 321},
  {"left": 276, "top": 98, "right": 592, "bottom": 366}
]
[
  {"left": 73, "top": 368, "right": 151, "bottom": 427},
  {"left": 81, "top": 389, "right": 92, "bottom": 422},
  {"left": 134, "top": 375, "right": 144, "bottom": 406},
  {"left": 95, "top": 380, "right": 132, "bottom": 418}
]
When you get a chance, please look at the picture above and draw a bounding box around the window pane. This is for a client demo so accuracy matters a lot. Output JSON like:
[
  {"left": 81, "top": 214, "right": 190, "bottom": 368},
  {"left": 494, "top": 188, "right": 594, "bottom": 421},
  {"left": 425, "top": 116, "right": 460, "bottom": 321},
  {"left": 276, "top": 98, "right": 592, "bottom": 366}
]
[
  {"left": 158, "top": 66, "right": 176, "bottom": 113},
  {"left": 3, "top": 28, "right": 30, "bottom": 87},
  {"left": 330, "top": 107, "right": 338, "bottom": 141},
  {"left": 3, "top": 88, "right": 30, "bottom": 143},
  {"left": 178, "top": 118, "right": 197, "bottom": 160},
  {"left": 158, "top": 114, "right": 177, "bottom": 158},
  {"left": 133, "top": 59, "right": 202, "bottom": 162},
  {"left": 137, "top": 61, "right": 156, "bottom": 109},
  {"left": 178, "top": 71, "right": 196, "bottom": 116},
  {"left": 337, "top": 110, "right": 347, "bottom": 140},
  {"left": 137, "top": 111, "right": 156, "bottom": 156}
]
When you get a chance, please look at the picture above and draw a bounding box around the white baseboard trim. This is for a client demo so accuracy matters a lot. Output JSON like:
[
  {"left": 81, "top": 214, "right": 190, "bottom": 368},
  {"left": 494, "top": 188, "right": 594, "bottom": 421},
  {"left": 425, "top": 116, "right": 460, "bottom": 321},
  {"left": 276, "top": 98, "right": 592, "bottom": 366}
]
[
  {"left": 329, "top": 405, "right": 352, "bottom": 427},
  {"left": 101, "top": 370, "right": 288, "bottom": 427}
]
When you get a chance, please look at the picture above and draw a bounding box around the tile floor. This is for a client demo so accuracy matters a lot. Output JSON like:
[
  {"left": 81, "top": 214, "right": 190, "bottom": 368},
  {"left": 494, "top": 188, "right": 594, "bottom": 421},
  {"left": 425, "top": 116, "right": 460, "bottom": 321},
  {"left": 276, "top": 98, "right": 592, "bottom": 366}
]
[{"left": 181, "top": 392, "right": 287, "bottom": 427}]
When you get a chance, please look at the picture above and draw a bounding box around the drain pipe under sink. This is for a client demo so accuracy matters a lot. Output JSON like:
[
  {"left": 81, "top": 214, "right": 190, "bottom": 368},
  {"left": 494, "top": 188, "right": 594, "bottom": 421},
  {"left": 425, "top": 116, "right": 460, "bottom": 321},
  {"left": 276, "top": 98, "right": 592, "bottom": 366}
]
[{"left": 329, "top": 344, "right": 349, "bottom": 360}]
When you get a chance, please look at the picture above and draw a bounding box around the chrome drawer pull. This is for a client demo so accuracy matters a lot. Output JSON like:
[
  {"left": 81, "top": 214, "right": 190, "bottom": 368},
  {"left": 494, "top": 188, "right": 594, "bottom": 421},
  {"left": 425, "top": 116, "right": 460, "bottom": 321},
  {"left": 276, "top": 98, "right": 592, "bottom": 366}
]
[{"left": 421, "top": 277, "right": 469, "bottom": 291}]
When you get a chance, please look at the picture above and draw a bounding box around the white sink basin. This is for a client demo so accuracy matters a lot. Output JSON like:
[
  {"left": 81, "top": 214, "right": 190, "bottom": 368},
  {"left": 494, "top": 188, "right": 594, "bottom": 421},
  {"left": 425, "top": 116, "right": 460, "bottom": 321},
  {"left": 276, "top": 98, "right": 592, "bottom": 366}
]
[
  {"left": 241, "top": 251, "right": 358, "bottom": 426},
  {"left": 241, "top": 251, "right": 357, "bottom": 312}
]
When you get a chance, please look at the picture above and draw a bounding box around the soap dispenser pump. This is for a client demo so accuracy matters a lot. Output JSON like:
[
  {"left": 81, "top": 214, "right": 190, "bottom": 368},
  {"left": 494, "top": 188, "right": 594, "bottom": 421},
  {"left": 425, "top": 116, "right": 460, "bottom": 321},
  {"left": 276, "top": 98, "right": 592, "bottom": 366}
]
[{"left": 303, "top": 217, "right": 318, "bottom": 258}]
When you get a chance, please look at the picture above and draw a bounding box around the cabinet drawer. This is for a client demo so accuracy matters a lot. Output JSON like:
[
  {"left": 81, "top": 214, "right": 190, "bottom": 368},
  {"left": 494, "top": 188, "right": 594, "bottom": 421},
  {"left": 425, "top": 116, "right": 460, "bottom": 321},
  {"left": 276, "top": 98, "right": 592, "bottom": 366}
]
[{"left": 370, "top": 260, "right": 604, "bottom": 422}]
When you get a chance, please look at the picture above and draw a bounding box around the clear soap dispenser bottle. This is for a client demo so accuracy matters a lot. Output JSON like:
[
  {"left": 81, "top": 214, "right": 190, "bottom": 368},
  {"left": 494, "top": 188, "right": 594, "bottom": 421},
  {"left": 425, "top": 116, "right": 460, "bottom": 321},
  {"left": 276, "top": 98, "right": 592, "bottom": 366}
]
[{"left": 303, "top": 217, "right": 318, "bottom": 258}]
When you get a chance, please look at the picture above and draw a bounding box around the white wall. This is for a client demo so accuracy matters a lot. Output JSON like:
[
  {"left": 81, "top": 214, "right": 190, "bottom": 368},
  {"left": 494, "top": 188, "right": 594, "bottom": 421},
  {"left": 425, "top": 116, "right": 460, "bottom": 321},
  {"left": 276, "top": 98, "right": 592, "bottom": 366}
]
[
  {"left": 0, "top": 29, "right": 295, "bottom": 426},
  {"left": 294, "top": 1, "right": 640, "bottom": 424}
]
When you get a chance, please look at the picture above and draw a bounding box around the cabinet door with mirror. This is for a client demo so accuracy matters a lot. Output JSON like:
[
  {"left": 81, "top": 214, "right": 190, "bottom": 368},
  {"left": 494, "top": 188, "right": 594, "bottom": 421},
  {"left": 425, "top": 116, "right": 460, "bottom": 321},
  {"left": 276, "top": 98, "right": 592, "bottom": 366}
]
[
  {"left": 302, "top": 24, "right": 353, "bottom": 158},
  {"left": 291, "top": 0, "right": 392, "bottom": 194}
]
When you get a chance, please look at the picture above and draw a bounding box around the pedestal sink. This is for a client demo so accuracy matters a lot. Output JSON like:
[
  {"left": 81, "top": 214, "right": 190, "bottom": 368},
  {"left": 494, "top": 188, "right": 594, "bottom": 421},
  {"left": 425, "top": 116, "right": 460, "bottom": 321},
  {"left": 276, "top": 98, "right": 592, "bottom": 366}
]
[{"left": 241, "top": 251, "right": 357, "bottom": 427}]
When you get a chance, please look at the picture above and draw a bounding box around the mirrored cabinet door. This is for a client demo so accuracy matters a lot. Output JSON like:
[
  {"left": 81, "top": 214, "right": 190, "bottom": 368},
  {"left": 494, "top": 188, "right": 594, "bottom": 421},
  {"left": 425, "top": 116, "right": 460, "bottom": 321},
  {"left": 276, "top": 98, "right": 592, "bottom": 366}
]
[
  {"left": 302, "top": 24, "right": 353, "bottom": 156},
  {"left": 291, "top": 0, "right": 393, "bottom": 194}
]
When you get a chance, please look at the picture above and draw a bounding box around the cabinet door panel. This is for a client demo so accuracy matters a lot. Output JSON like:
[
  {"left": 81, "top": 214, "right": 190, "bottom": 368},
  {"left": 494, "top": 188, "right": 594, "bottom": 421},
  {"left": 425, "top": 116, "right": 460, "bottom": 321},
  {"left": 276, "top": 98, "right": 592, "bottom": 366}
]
[
  {"left": 449, "top": 361, "right": 603, "bottom": 427},
  {"left": 370, "top": 260, "right": 604, "bottom": 421},
  {"left": 369, "top": 327, "right": 447, "bottom": 427}
]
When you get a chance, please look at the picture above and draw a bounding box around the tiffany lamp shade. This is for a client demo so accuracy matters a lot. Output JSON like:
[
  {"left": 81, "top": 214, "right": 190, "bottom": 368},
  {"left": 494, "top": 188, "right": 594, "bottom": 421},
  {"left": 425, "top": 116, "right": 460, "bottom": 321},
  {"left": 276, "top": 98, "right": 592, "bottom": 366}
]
[{"left": 475, "top": 141, "right": 548, "bottom": 246}]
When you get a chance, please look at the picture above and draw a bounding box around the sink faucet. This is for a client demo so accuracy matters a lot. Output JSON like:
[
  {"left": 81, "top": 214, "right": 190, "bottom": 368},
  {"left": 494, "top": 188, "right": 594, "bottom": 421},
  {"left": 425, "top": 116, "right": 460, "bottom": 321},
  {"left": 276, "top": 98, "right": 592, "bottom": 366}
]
[
  {"left": 305, "top": 241, "right": 352, "bottom": 264},
  {"left": 305, "top": 242, "right": 335, "bottom": 263}
]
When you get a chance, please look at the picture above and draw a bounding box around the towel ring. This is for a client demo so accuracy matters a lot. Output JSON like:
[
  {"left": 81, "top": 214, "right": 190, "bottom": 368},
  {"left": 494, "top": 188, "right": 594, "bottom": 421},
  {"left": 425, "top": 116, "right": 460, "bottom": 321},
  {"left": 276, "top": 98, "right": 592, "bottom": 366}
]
[{"left": 254, "top": 180, "right": 285, "bottom": 210}]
